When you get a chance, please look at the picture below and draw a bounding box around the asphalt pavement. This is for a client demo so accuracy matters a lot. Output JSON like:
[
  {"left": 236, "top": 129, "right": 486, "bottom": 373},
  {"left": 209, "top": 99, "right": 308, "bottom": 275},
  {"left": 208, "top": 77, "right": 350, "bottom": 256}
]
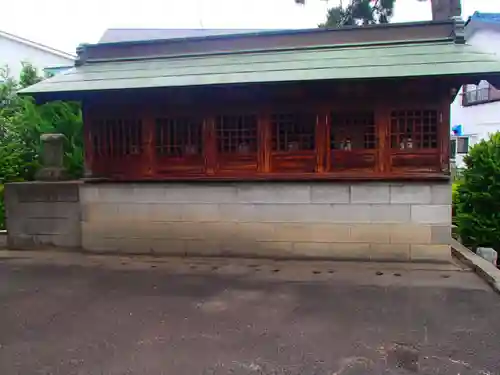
[{"left": 0, "top": 251, "right": 499, "bottom": 375}]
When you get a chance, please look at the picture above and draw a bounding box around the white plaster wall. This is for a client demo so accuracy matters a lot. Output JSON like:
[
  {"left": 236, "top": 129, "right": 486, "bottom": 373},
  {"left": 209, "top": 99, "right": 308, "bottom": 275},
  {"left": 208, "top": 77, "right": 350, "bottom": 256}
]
[
  {"left": 466, "top": 29, "right": 500, "bottom": 56},
  {"left": 451, "top": 87, "right": 500, "bottom": 167},
  {"left": 451, "top": 29, "right": 500, "bottom": 168},
  {"left": 0, "top": 36, "right": 73, "bottom": 79}
]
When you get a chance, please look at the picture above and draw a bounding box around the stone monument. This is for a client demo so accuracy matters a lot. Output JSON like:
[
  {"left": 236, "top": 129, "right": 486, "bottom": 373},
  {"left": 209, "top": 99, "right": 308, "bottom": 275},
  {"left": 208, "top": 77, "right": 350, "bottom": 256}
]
[{"left": 35, "top": 133, "right": 67, "bottom": 181}]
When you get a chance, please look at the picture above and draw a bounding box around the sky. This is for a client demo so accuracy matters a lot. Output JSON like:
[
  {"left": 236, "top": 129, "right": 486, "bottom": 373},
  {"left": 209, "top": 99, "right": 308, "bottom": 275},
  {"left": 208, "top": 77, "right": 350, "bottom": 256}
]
[{"left": 2, "top": 0, "right": 500, "bottom": 54}]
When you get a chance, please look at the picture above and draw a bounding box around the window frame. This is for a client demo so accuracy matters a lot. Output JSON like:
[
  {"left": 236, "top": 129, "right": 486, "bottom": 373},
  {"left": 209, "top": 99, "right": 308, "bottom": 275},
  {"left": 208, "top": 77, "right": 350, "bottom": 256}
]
[
  {"left": 153, "top": 115, "right": 205, "bottom": 175},
  {"left": 214, "top": 113, "right": 259, "bottom": 173},
  {"left": 389, "top": 108, "right": 441, "bottom": 173},
  {"left": 84, "top": 102, "right": 449, "bottom": 181},
  {"left": 329, "top": 110, "right": 377, "bottom": 172},
  {"left": 155, "top": 116, "right": 204, "bottom": 159},
  {"left": 452, "top": 136, "right": 469, "bottom": 155},
  {"left": 88, "top": 116, "right": 144, "bottom": 178},
  {"left": 215, "top": 114, "right": 258, "bottom": 154},
  {"left": 91, "top": 118, "right": 143, "bottom": 159},
  {"left": 269, "top": 111, "right": 318, "bottom": 173},
  {"left": 390, "top": 109, "right": 439, "bottom": 151},
  {"left": 270, "top": 112, "right": 316, "bottom": 153}
]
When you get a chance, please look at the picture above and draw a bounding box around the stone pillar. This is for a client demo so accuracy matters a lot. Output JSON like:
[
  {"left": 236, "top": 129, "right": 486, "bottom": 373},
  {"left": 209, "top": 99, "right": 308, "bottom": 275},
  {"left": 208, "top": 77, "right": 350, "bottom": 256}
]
[{"left": 35, "top": 133, "right": 67, "bottom": 181}]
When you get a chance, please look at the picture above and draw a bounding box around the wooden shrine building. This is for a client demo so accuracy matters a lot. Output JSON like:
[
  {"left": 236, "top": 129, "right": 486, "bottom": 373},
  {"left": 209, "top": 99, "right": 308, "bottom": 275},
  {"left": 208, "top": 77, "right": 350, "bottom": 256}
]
[{"left": 15, "top": 19, "right": 500, "bottom": 262}]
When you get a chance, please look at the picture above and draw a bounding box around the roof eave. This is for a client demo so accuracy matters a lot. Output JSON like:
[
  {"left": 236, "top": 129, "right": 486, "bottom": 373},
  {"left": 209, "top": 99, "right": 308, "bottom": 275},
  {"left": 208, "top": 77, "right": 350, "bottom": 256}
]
[
  {"left": 20, "top": 72, "right": 500, "bottom": 100},
  {"left": 0, "top": 30, "right": 76, "bottom": 60}
]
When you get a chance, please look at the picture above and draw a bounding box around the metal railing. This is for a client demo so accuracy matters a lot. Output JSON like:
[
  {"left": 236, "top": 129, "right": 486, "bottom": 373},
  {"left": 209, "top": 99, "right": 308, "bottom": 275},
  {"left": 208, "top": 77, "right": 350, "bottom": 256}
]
[{"left": 462, "top": 86, "right": 491, "bottom": 106}]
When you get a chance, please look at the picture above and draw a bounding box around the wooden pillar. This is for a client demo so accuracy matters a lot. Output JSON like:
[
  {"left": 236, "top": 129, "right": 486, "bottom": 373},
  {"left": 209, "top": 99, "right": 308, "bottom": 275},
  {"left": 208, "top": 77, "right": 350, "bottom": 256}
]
[
  {"left": 375, "top": 104, "right": 391, "bottom": 174},
  {"left": 315, "top": 111, "right": 328, "bottom": 173},
  {"left": 204, "top": 116, "right": 217, "bottom": 175},
  {"left": 142, "top": 113, "right": 156, "bottom": 177},
  {"left": 258, "top": 112, "right": 271, "bottom": 173},
  {"left": 439, "top": 97, "right": 451, "bottom": 174},
  {"left": 82, "top": 106, "right": 94, "bottom": 178}
]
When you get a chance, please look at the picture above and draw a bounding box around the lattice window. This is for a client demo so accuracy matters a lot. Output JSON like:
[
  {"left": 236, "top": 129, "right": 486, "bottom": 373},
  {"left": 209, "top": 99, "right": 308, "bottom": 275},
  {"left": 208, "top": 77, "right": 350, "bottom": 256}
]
[
  {"left": 331, "top": 111, "right": 375, "bottom": 150},
  {"left": 92, "top": 119, "right": 143, "bottom": 158},
  {"left": 155, "top": 117, "right": 203, "bottom": 157},
  {"left": 216, "top": 115, "right": 257, "bottom": 153},
  {"left": 271, "top": 113, "right": 315, "bottom": 151},
  {"left": 391, "top": 110, "right": 438, "bottom": 150}
]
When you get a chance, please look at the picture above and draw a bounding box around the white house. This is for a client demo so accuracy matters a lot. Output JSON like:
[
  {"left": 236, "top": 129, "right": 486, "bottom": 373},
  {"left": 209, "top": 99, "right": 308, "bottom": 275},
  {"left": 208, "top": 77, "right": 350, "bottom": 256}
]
[
  {"left": 0, "top": 30, "right": 74, "bottom": 81},
  {"left": 451, "top": 12, "right": 500, "bottom": 168}
]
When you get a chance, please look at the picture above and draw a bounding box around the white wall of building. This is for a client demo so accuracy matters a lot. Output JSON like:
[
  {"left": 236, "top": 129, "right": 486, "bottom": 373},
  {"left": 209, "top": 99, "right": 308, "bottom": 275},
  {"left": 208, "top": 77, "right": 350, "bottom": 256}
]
[
  {"left": 451, "top": 28, "right": 500, "bottom": 168},
  {"left": 0, "top": 34, "right": 74, "bottom": 80}
]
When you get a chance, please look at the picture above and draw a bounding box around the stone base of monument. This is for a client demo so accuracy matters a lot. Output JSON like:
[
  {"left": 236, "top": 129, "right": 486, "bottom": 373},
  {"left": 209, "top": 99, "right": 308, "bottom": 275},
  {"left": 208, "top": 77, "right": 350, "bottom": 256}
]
[{"left": 35, "top": 167, "right": 68, "bottom": 181}]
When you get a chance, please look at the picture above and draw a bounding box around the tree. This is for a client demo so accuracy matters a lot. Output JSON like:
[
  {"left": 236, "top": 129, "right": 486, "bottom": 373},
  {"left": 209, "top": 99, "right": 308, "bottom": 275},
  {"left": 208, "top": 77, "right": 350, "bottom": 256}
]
[
  {"left": 318, "top": 0, "right": 395, "bottom": 27},
  {"left": 296, "top": 0, "right": 461, "bottom": 27}
]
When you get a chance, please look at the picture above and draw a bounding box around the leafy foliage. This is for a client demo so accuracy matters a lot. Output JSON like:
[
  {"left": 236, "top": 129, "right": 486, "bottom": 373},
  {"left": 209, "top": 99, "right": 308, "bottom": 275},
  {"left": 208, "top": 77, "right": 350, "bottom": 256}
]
[
  {"left": 297, "top": 0, "right": 461, "bottom": 28},
  {"left": 0, "top": 63, "right": 83, "bottom": 229},
  {"left": 320, "top": 0, "right": 396, "bottom": 28},
  {"left": 454, "top": 132, "right": 500, "bottom": 251},
  {"left": 0, "top": 65, "right": 35, "bottom": 184}
]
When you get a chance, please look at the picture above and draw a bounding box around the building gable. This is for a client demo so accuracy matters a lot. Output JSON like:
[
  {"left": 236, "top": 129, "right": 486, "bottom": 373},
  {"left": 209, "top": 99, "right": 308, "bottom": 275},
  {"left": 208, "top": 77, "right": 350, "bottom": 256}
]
[{"left": 0, "top": 30, "right": 74, "bottom": 79}]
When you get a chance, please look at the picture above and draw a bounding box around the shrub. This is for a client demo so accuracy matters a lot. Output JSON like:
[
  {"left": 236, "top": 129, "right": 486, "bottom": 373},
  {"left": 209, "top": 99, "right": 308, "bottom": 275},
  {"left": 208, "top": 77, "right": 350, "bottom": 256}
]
[{"left": 455, "top": 132, "right": 500, "bottom": 251}]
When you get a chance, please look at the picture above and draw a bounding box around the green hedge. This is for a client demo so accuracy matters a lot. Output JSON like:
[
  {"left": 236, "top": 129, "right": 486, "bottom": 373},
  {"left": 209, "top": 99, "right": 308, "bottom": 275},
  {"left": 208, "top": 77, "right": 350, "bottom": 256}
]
[{"left": 454, "top": 132, "right": 500, "bottom": 252}]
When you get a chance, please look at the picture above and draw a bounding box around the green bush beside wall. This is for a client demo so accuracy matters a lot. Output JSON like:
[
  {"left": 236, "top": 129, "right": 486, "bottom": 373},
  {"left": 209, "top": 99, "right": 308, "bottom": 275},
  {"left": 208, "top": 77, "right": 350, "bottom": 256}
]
[{"left": 454, "top": 132, "right": 500, "bottom": 252}]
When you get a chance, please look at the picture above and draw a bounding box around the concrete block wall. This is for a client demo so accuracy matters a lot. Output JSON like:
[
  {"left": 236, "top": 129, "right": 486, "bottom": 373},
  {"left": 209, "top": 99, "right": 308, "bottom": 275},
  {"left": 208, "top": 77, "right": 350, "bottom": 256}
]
[
  {"left": 5, "top": 182, "right": 82, "bottom": 249},
  {"left": 80, "top": 182, "right": 452, "bottom": 262}
]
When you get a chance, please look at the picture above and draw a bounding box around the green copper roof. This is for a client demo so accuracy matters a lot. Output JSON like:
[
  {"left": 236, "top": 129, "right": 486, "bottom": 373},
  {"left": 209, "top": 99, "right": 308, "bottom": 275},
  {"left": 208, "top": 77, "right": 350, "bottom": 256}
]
[{"left": 20, "top": 40, "right": 500, "bottom": 95}]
